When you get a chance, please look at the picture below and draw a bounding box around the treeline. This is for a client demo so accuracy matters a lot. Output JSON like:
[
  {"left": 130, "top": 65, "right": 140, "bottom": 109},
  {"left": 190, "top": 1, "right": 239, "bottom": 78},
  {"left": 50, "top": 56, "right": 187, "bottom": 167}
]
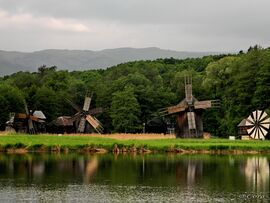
[{"left": 0, "top": 45, "right": 269, "bottom": 136}]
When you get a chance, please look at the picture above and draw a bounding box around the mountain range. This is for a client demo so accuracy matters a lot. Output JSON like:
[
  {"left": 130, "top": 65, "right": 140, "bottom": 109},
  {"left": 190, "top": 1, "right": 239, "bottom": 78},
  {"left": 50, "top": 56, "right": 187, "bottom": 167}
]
[{"left": 0, "top": 47, "right": 219, "bottom": 76}]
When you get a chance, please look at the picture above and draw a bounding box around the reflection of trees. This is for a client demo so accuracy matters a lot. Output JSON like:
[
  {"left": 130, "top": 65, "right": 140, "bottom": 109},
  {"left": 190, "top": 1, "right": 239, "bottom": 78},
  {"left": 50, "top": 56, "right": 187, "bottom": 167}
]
[
  {"left": 244, "top": 157, "right": 269, "bottom": 192},
  {"left": 0, "top": 154, "right": 99, "bottom": 185}
]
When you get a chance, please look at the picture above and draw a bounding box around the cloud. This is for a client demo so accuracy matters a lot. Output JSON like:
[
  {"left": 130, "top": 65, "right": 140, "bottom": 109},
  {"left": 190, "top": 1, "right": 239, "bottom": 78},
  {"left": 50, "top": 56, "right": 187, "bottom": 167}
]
[
  {"left": 0, "top": 0, "right": 269, "bottom": 51},
  {"left": 0, "top": 9, "right": 90, "bottom": 32}
]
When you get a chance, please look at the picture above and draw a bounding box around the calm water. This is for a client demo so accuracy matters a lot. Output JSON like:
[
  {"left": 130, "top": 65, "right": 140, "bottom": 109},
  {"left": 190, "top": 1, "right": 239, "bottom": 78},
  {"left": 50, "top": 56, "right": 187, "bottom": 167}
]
[{"left": 0, "top": 153, "right": 269, "bottom": 202}]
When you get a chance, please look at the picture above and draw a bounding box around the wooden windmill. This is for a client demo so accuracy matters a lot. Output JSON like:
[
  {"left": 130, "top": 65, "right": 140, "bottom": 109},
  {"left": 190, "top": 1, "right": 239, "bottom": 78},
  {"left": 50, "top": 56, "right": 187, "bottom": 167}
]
[
  {"left": 161, "top": 76, "right": 219, "bottom": 138},
  {"left": 66, "top": 93, "right": 104, "bottom": 134},
  {"left": 6, "top": 100, "right": 46, "bottom": 134}
]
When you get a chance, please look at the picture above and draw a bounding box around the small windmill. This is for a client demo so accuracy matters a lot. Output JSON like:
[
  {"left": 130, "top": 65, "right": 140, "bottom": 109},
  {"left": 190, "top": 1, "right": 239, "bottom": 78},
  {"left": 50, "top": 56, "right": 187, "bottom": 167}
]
[
  {"left": 7, "top": 100, "right": 46, "bottom": 134},
  {"left": 161, "top": 76, "right": 219, "bottom": 138},
  {"left": 245, "top": 110, "right": 270, "bottom": 140},
  {"left": 67, "top": 93, "right": 103, "bottom": 134}
]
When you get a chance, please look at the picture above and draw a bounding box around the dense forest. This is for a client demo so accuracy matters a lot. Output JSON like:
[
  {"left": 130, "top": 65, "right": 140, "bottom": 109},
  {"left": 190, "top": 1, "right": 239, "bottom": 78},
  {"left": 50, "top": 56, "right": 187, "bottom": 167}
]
[{"left": 0, "top": 46, "right": 269, "bottom": 137}]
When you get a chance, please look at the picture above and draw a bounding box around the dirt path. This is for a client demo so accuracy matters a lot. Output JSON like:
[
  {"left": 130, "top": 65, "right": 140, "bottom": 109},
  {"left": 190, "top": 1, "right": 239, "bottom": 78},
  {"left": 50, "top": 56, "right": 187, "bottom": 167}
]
[
  {"left": 65, "top": 133, "right": 176, "bottom": 140},
  {"left": 1, "top": 131, "right": 176, "bottom": 140}
]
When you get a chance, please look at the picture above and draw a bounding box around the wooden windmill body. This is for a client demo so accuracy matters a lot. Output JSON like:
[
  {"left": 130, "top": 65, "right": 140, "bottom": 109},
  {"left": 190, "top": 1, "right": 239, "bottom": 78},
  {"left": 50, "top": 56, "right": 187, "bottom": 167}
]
[
  {"left": 161, "top": 77, "right": 219, "bottom": 138},
  {"left": 54, "top": 93, "right": 104, "bottom": 134}
]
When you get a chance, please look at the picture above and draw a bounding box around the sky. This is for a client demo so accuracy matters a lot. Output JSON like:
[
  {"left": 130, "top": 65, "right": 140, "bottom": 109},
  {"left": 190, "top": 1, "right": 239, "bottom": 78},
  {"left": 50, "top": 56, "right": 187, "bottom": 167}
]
[{"left": 0, "top": 0, "right": 269, "bottom": 52}]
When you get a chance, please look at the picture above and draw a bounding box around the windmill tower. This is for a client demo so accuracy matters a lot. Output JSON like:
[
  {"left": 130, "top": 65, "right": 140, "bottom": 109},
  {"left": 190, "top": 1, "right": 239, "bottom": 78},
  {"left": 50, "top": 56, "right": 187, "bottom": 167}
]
[
  {"left": 161, "top": 76, "right": 219, "bottom": 138},
  {"left": 67, "top": 93, "right": 103, "bottom": 134}
]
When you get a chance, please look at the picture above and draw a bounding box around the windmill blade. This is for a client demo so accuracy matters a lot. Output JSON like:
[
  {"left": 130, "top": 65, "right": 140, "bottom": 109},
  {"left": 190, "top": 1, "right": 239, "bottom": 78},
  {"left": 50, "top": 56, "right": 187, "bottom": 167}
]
[
  {"left": 260, "top": 122, "right": 270, "bottom": 130},
  {"left": 85, "top": 115, "right": 103, "bottom": 133},
  {"left": 23, "top": 100, "right": 30, "bottom": 115},
  {"left": 259, "top": 112, "right": 269, "bottom": 122},
  {"left": 257, "top": 110, "right": 263, "bottom": 121},
  {"left": 83, "top": 96, "right": 92, "bottom": 111},
  {"left": 28, "top": 119, "right": 35, "bottom": 134},
  {"left": 77, "top": 117, "right": 86, "bottom": 133},
  {"left": 187, "top": 112, "right": 196, "bottom": 130},
  {"left": 65, "top": 98, "right": 82, "bottom": 112},
  {"left": 194, "top": 100, "right": 212, "bottom": 109},
  {"left": 258, "top": 127, "right": 268, "bottom": 139},
  {"left": 248, "top": 127, "right": 257, "bottom": 139},
  {"left": 161, "top": 103, "right": 187, "bottom": 116},
  {"left": 89, "top": 107, "right": 103, "bottom": 115},
  {"left": 85, "top": 115, "right": 99, "bottom": 129},
  {"left": 245, "top": 115, "right": 254, "bottom": 126},
  {"left": 247, "top": 126, "right": 255, "bottom": 137},
  {"left": 185, "top": 76, "right": 193, "bottom": 105}
]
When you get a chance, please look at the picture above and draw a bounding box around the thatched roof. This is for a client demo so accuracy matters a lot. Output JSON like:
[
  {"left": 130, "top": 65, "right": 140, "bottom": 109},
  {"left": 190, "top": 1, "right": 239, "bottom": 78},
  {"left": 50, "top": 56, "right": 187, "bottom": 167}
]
[
  {"left": 54, "top": 116, "right": 74, "bottom": 126},
  {"left": 33, "top": 111, "right": 46, "bottom": 120}
]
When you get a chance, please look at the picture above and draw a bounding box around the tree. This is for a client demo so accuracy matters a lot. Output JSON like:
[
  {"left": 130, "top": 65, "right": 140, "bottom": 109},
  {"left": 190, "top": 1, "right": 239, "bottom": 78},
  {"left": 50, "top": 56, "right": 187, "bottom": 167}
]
[
  {"left": 110, "top": 86, "right": 141, "bottom": 133},
  {"left": 33, "top": 86, "right": 60, "bottom": 121},
  {"left": 0, "top": 83, "right": 24, "bottom": 130}
]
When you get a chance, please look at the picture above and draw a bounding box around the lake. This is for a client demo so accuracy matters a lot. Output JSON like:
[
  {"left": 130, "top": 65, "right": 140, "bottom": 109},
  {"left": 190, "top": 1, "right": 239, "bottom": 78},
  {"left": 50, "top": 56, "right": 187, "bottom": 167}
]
[{"left": 0, "top": 153, "right": 269, "bottom": 202}]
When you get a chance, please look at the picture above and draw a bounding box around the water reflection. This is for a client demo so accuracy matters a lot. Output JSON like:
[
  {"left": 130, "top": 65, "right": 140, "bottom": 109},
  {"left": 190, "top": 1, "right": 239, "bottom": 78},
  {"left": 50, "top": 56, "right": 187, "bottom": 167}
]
[
  {"left": 243, "top": 157, "right": 269, "bottom": 192},
  {"left": 176, "top": 159, "right": 203, "bottom": 187},
  {"left": 0, "top": 153, "right": 269, "bottom": 201}
]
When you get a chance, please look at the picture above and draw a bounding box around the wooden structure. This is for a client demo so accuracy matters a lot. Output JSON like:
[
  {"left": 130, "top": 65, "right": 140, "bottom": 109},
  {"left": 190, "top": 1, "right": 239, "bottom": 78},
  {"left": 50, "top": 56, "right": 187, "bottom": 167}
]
[
  {"left": 238, "top": 118, "right": 249, "bottom": 137},
  {"left": 55, "top": 93, "right": 103, "bottom": 134},
  {"left": 5, "top": 101, "right": 46, "bottom": 134},
  {"left": 161, "top": 76, "right": 219, "bottom": 138}
]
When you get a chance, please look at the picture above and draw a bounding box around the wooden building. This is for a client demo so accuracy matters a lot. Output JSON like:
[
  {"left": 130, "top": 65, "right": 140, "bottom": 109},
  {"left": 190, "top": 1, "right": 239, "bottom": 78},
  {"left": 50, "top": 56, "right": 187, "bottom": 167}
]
[{"left": 161, "top": 76, "right": 219, "bottom": 138}]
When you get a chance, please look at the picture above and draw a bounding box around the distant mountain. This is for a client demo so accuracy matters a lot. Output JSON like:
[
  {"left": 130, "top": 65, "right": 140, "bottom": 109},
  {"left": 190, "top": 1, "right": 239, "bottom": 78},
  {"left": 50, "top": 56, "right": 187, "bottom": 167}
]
[{"left": 0, "top": 47, "right": 219, "bottom": 76}]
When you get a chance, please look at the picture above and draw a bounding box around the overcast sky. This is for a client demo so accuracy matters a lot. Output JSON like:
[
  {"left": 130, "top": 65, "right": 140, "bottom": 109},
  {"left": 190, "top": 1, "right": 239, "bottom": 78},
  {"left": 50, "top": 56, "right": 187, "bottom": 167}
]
[{"left": 0, "top": 0, "right": 269, "bottom": 52}]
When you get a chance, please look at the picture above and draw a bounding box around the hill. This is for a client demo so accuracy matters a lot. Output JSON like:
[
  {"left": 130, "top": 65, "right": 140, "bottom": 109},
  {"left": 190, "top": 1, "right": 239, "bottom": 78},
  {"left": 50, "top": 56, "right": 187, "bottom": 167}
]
[{"left": 0, "top": 47, "right": 217, "bottom": 76}]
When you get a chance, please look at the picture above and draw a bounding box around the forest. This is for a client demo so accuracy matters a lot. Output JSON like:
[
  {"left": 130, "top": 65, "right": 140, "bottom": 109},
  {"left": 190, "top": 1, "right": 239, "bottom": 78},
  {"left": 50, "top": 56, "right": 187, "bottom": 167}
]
[{"left": 0, "top": 45, "right": 269, "bottom": 137}]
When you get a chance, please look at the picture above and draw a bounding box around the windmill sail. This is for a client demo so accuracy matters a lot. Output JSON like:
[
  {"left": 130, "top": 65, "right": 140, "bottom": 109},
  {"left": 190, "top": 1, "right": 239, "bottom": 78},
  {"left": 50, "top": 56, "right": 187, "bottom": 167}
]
[
  {"left": 185, "top": 76, "right": 193, "bottom": 105},
  {"left": 78, "top": 117, "right": 86, "bottom": 133},
  {"left": 245, "top": 110, "right": 270, "bottom": 139},
  {"left": 66, "top": 93, "right": 104, "bottom": 134},
  {"left": 187, "top": 112, "right": 196, "bottom": 130},
  {"left": 28, "top": 119, "right": 35, "bottom": 134},
  {"left": 83, "top": 97, "right": 91, "bottom": 111},
  {"left": 85, "top": 115, "right": 103, "bottom": 133}
]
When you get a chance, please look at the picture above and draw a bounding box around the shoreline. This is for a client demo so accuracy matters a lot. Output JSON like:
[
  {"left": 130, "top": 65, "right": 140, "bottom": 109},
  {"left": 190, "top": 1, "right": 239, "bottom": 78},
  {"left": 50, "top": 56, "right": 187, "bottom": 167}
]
[
  {"left": 1, "top": 133, "right": 270, "bottom": 155},
  {"left": 2, "top": 147, "right": 270, "bottom": 155}
]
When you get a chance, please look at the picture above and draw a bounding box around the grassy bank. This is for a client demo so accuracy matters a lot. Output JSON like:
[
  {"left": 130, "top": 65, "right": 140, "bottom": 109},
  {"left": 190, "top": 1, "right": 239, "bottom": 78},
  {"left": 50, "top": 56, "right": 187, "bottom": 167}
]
[{"left": 1, "top": 133, "right": 270, "bottom": 154}]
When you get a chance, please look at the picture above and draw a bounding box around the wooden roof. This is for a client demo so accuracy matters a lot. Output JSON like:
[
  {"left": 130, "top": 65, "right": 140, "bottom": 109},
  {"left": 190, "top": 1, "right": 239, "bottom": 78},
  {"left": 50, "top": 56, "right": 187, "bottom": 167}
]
[{"left": 238, "top": 118, "right": 247, "bottom": 127}]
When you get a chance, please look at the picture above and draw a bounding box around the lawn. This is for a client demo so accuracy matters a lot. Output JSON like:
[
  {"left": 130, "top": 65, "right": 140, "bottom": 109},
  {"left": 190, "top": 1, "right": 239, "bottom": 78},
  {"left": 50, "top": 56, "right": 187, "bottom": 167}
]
[{"left": 0, "top": 133, "right": 270, "bottom": 153}]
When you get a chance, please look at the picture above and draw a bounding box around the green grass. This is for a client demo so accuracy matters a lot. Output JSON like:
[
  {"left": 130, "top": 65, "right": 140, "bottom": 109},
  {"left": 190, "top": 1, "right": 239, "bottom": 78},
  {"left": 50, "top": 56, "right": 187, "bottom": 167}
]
[{"left": 1, "top": 133, "right": 270, "bottom": 153}]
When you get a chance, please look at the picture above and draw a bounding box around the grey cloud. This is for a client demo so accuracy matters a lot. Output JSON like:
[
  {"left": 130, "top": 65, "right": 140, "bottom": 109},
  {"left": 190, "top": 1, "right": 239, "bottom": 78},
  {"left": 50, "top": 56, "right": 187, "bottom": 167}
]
[
  {"left": 1, "top": 0, "right": 270, "bottom": 24},
  {"left": 0, "top": 0, "right": 269, "bottom": 52}
]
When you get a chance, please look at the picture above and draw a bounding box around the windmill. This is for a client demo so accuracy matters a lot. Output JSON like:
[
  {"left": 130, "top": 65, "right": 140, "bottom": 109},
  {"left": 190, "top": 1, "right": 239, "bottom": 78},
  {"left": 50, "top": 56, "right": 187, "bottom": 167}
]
[
  {"left": 67, "top": 93, "right": 103, "bottom": 134},
  {"left": 6, "top": 100, "right": 46, "bottom": 134},
  {"left": 244, "top": 110, "right": 270, "bottom": 140},
  {"left": 161, "top": 76, "right": 219, "bottom": 138}
]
